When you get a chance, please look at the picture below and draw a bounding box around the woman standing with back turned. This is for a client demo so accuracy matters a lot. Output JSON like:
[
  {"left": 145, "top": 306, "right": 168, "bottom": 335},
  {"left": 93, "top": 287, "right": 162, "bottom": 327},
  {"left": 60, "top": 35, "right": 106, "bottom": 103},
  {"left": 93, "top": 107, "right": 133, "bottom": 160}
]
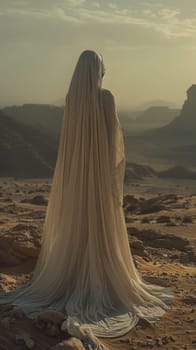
[{"left": 0, "top": 50, "right": 173, "bottom": 350}]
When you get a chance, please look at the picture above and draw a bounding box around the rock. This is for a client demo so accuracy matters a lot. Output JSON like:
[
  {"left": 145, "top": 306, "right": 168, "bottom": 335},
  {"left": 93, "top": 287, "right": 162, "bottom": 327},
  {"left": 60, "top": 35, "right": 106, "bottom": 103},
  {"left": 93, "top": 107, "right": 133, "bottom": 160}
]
[
  {"left": 21, "top": 195, "right": 48, "bottom": 206},
  {"left": 156, "top": 215, "right": 171, "bottom": 224},
  {"left": 125, "top": 216, "right": 136, "bottom": 223},
  {"left": 180, "top": 250, "right": 196, "bottom": 264},
  {"left": 139, "top": 202, "right": 165, "bottom": 214},
  {"left": 127, "top": 227, "right": 190, "bottom": 251},
  {"left": 124, "top": 194, "right": 180, "bottom": 215},
  {"left": 185, "top": 316, "right": 195, "bottom": 323},
  {"left": 16, "top": 332, "right": 35, "bottom": 349},
  {"left": 162, "top": 335, "right": 175, "bottom": 344},
  {"left": 129, "top": 238, "right": 149, "bottom": 259},
  {"left": 131, "top": 239, "right": 145, "bottom": 251},
  {"left": 0, "top": 203, "right": 17, "bottom": 214},
  {"left": 183, "top": 295, "right": 196, "bottom": 305},
  {"left": 182, "top": 215, "right": 193, "bottom": 223},
  {"left": 142, "top": 275, "right": 171, "bottom": 287},
  {"left": 0, "top": 224, "right": 41, "bottom": 266},
  {"left": 141, "top": 216, "right": 151, "bottom": 223},
  {"left": 37, "top": 310, "right": 65, "bottom": 325},
  {"left": 123, "top": 194, "right": 140, "bottom": 212},
  {"left": 18, "top": 209, "right": 45, "bottom": 220},
  {"left": 36, "top": 311, "right": 67, "bottom": 338}
]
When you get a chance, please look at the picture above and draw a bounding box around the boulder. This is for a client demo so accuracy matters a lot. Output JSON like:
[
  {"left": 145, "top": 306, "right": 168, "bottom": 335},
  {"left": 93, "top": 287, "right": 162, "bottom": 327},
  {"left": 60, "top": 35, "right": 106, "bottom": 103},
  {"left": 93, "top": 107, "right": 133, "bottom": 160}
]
[{"left": 0, "top": 224, "right": 41, "bottom": 266}]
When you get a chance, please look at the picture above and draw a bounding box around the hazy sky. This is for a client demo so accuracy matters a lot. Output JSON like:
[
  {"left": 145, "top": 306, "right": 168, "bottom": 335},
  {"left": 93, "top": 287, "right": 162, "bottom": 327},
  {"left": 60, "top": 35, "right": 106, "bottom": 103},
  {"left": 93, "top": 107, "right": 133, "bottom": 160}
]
[{"left": 0, "top": 0, "right": 196, "bottom": 109}]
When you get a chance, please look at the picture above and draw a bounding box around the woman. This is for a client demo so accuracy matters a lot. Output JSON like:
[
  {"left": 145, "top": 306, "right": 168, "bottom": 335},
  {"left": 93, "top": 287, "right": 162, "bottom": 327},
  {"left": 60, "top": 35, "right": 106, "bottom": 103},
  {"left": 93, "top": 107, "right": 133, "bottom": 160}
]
[{"left": 0, "top": 50, "right": 173, "bottom": 349}]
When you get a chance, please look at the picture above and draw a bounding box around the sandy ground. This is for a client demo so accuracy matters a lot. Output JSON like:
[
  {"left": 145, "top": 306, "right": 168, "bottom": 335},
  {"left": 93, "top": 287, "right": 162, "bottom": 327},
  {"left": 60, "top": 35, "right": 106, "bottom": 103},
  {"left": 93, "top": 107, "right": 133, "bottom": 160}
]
[{"left": 0, "top": 177, "right": 195, "bottom": 350}]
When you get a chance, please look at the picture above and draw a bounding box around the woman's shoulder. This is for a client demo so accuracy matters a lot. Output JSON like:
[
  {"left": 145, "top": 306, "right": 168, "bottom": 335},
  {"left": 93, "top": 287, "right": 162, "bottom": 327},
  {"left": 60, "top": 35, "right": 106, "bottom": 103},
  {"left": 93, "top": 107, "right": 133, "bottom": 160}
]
[
  {"left": 101, "top": 88, "right": 113, "bottom": 96},
  {"left": 101, "top": 89, "right": 115, "bottom": 102}
]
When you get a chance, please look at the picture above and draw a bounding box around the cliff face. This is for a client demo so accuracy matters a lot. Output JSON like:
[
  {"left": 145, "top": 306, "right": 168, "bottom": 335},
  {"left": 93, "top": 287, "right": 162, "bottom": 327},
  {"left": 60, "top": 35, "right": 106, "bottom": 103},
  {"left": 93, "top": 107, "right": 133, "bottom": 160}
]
[{"left": 169, "top": 85, "right": 196, "bottom": 130}]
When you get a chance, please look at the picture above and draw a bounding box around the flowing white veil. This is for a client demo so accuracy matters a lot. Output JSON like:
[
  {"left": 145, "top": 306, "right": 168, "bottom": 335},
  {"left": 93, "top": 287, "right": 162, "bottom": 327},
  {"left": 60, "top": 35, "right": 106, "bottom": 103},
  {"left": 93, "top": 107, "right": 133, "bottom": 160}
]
[{"left": 0, "top": 50, "right": 173, "bottom": 349}]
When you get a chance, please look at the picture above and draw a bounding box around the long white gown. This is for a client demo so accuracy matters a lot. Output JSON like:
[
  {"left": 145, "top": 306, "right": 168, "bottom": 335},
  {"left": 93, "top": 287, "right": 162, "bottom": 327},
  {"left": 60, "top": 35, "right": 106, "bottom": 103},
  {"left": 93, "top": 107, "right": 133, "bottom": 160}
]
[{"left": 0, "top": 87, "right": 173, "bottom": 348}]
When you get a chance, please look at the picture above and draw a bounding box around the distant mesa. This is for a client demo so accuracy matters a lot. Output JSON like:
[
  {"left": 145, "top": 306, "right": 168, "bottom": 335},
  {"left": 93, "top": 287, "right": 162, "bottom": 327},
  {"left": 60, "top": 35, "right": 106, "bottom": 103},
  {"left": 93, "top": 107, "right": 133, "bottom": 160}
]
[{"left": 135, "top": 106, "right": 179, "bottom": 125}]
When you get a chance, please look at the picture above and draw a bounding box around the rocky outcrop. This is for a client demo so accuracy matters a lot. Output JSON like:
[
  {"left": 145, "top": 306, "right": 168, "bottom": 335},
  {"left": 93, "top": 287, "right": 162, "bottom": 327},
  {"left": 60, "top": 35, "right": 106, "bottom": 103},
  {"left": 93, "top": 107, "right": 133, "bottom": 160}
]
[
  {"left": 123, "top": 193, "right": 179, "bottom": 214},
  {"left": 127, "top": 226, "right": 191, "bottom": 251},
  {"left": 168, "top": 84, "right": 196, "bottom": 130},
  {"left": 0, "top": 224, "right": 41, "bottom": 266},
  {"left": 127, "top": 85, "right": 196, "bottom": 166}
]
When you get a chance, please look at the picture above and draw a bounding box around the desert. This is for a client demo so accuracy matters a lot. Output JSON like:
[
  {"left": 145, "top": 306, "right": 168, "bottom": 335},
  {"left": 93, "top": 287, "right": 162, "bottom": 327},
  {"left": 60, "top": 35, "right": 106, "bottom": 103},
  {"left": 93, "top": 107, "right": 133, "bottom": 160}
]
[{"left": 0, "top": 176, "right": 195, "bottom": 349}]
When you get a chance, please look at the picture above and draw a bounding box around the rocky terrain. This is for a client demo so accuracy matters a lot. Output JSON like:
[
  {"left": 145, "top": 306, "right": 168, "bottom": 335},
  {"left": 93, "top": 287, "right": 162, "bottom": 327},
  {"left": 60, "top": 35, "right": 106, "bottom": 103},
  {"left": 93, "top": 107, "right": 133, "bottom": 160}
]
[{"left": 0, "top": 178, "right": 195, "bottom": 349}]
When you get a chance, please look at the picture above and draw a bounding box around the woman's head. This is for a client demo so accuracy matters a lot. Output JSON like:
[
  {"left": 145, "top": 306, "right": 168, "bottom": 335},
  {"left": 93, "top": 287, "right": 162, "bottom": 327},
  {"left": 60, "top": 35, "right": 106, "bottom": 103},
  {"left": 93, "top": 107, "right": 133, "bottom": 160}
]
[
  {"left": 78, "top": 50, "right": 105, "bottom": 86},
  {"left": 66, "top": 50, "right": 105, "bottom": 101}
]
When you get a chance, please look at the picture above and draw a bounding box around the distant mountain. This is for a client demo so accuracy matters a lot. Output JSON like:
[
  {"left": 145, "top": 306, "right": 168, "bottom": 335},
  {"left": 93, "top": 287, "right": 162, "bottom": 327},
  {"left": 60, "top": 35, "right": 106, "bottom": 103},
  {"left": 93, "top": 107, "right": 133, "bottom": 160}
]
[
  {"left": 134, "top": 106, "right": 179, "bottom": 125},
  {"left": 2, "top": 103, "right": 179, "bottom": 141},
  {"left": 2, "top": 103, "right": 139, "bottom": 139},
  {"left": 158, "top": 165, "right": 196, "bottom": 180},
  {"left": 117, "top": 106, "right": 180, "bottom": 135},
  {"left": 125, "top": 162, "right": 196, "bottom": 181},
  {"left": 3, "top": 104, "right": 63, "bottom": 140},
  {"left": 125, "top": 162, "right": 157, "bottom": 181},
  {"left": 1, "top": 109, "right": 195, "bottom": 180},
  {"left": 54, "top": 98, "right": 65, "bottom": 107},
  {"left": 125, "top": 85, "right": 196, "bottom": 167},
  {"left": 0, "top": 111, "right": 58, "bottom": 178},
  {"left": 139, "top": 100, "right": 179, "bottom": 109}
]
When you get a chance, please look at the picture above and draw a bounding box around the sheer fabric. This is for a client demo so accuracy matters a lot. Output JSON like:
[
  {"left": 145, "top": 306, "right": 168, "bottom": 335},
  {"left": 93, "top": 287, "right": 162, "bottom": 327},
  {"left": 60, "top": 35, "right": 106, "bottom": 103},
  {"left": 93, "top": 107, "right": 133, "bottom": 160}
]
[{"left": 0, "top": 50, "right": 173, "bottom": 348}]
